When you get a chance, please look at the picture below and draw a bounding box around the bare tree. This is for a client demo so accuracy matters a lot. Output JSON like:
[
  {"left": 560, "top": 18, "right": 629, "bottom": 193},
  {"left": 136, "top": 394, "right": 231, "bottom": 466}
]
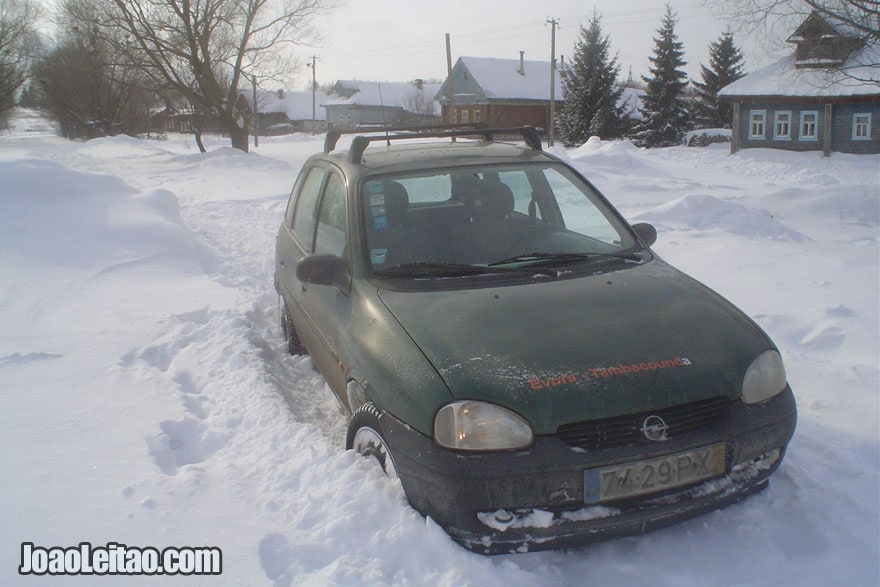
[
  {"left": 104, "top": 0, "right": 333, "bottom": 152},
  {"left": 402, "top": 83, "right": 438, "bottom": 126},
  {"left": 708, "top": 0, "right": 878, "bottom": 38},
  {"left": 33, "top": 0, "right": 157, "bottom": 139},
  {"left": 705, "top": 0, "right": 879, "bottom": 80},
  {"left": 0, "top": 0, "right": 42, "bottom": 125}
]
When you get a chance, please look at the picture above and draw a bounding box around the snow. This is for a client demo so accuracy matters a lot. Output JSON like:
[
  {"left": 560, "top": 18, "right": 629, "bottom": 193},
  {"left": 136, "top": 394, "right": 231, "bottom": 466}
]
[
  {"left": 719, "top": 44, "right": 880, "bottom": 98},
  {"left": 2, "top": 108, "right": 878, "bottom": 585},
  {"left": 439, "top": 57, "right": 643, "bottom": 119},
  {"left": 249, "top": 90, "right": 331, "bottom": 122},
  {"left": 455, "top": 57, "right": 563, "bottom": 101},
  {"left": 321, "top": 81, "right": 442, "bottom": 115}
]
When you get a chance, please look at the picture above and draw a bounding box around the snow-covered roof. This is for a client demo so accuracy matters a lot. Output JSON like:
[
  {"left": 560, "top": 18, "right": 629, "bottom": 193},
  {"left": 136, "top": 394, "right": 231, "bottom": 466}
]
[
  {"left": 250, "top": 89, "right": 330, "bottom": 121},
  {"left": 321, "top": 81, "right": 442, "bottom": 115},
  {"left": 447, "top": 56, "right": 564, "bottom": 101},
  {"left": 719, "top": 42, "right": 880, "bottom": 98}
]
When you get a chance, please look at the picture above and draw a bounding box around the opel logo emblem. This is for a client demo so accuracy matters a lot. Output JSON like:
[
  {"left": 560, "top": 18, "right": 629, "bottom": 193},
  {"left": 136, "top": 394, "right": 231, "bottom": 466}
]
[{"left": 641, "top": 415, "right": 669, "bottom": 442}]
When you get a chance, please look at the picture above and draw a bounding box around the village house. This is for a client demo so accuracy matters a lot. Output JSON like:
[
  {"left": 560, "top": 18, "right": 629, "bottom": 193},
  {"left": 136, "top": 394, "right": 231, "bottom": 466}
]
[
  {"left": 435, "top": 55, "right": 643, "bottom": 137},
  {"left": 246, "top": 88, "right": 330, "bottom": 134},
  {"left": 720, "top": 11, "right": 879, "bottom": 156},
  {"left": 435, "top": 56, "right": 563, "bottom": 131},
  {"left": 322, "top": 80, "right": 442, "bottom": 130},
  {"left": 152, "top": 89, "right": 329, "bottom": 136}
]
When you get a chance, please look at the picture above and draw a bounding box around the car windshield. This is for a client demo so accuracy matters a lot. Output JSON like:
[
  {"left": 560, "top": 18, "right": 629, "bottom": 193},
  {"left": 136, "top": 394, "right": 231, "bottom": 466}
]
[{"left": 361, "top": 162, "right": 639, "bottom": 275}]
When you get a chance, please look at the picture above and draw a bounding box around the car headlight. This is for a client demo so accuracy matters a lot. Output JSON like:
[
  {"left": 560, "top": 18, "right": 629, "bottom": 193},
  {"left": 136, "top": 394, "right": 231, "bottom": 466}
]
[
  {"left": 742, "top": 350, "right": 787, "bottom": 404},
  {"left": 434, "top": 401, "right": 533, "bottom": 451}
]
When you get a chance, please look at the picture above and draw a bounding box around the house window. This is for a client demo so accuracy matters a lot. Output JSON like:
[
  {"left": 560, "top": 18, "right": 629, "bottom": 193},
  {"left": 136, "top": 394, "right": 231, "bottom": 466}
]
[
  {"left": 774, "top": 111, "right": 792, "bottom": 140},
  {"left": 853, "top": 113, "right": 871, "bottom": 140},
  {"left": 799, "top": 111, "right": 818, "bottom": 141},
  {"left": 473, "top": 109, "right": 482, "bottom": 123},
  {"left": 749, "top": 110, "right": 766, "bottom": 139},
  {"left": 461, "top": 109, "right": 469, "bottom": 123}
]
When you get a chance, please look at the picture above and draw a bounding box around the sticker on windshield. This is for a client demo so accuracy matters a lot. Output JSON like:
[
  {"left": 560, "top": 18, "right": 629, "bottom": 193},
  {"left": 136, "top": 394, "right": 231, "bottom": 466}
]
[
  {"left": 371, "top": 205, "right": 387, "bottom": 217},
  {"left": 373, "top": 216, "right": 388, "bottom": 229},
  {"left": 365, "top": 181, "right": 385, "bottom": 207},
  {"left": 371, "top": 248, "right": 387, "bottom": 264}
]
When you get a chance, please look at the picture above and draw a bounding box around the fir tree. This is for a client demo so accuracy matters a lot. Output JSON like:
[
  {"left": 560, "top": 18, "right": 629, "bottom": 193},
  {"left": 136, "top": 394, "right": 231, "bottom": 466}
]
[
  {"left": 693, "top": 32, "right": 746, "bottom": 129},
  {"left": 556, "top": 12, "right": 626, "bottom": 146},
  {"left": 633, "top": 4, "right": 692, "bottom": 148}
]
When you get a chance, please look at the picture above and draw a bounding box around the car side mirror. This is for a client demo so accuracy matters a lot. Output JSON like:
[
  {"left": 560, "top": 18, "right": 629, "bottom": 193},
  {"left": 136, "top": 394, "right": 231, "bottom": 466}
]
[
  {"left": 632, "top": 222, "right": 657, "bottom": 248},
  {"left": 296, "top": 254, "right": 349, "bottom": 291}
]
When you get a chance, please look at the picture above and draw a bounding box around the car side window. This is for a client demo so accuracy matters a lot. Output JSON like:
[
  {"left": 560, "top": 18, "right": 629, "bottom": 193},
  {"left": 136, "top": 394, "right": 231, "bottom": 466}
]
[
  {"left": 314, "top": 172, "right": 347, "bottom": 257},
  {"left": 290, "top": 166, "right": 326, "bottom": 248}
]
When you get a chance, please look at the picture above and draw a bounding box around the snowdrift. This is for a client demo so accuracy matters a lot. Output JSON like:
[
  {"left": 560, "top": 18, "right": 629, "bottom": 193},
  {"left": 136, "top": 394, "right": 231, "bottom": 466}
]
[{"left": 1, "top": 113, "right": 877, "bottom": 586}]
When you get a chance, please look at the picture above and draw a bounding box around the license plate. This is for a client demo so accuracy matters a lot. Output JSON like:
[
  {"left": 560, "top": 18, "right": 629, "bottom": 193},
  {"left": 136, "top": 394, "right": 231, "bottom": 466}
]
[{"left": 584, "top": 444, "right": 726, "bottom": 504}]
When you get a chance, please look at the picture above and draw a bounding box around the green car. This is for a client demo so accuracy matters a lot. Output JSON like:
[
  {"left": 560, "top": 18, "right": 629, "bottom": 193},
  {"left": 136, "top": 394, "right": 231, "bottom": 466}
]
[{"left": 274, "top": 126, "right": 796, "bottom": 554}]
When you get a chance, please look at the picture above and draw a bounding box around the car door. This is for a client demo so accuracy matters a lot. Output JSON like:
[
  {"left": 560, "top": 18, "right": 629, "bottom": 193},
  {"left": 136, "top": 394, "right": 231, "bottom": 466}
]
[
  {"left": 300, "top": 168, "right": 350, "bottom": 395},
  {"left": 277, "top": 162, "right": 350, "bottom": 395}
]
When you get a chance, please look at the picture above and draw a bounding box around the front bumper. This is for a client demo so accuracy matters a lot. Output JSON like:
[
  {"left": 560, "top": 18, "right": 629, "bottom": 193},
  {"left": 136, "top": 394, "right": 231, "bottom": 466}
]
[{"left": 378, "top": 387, "right": 797, "bottom": 554}]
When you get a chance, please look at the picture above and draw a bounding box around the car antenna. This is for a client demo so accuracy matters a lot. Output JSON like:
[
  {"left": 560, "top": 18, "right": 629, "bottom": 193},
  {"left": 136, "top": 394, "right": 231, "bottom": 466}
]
[{"left": 378, "top": 83, "right": 391, "bottom": 146}]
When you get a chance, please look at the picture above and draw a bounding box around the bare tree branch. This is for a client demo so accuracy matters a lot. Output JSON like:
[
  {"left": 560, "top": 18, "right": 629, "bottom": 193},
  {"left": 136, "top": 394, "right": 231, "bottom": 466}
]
[
  {"left": 94, "top": 0, "right": 334, "bottom": 150},
  {"left": 703, "top": 0, "right": 879, "bottom": 83},
  {"left": 0, "top": 0, "right": 42, "bottom": 122}
]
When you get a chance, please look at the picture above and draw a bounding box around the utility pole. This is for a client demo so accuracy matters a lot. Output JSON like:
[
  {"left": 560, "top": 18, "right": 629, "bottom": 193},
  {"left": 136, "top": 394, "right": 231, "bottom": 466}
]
[
  {"left": 307, "top": 55, "right": 318, "bottom": 135},
  {"left": 445, "top": 33, "right": 455, "bottom": 126},
  {"left": 547, "top": 18, "right": 558, "bottom": 147}
]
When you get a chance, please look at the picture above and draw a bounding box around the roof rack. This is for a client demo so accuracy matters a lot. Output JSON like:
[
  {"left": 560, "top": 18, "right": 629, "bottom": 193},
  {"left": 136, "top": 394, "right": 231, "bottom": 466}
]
[
  {"left": 324, "top": 124, "right": 544, "bottom": 163},
  {"left": 323, "top": 123, "right": 489, "bottom": 154}
]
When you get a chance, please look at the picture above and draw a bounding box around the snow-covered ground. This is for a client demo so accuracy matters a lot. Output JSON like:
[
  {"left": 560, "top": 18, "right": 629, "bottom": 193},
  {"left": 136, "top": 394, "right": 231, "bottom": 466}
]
[{"left": 2, "top": 109, "right": 878, "bottom": 586}]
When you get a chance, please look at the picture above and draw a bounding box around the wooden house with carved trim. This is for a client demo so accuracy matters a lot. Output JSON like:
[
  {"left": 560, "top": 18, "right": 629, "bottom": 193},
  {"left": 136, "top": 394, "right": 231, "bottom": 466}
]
[{"left": 720, "top": 11, "right": 879, "bottom": 156}]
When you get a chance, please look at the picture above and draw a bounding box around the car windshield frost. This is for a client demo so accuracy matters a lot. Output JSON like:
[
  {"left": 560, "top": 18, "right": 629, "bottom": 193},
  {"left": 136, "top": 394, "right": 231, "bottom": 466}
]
[{"left": 361, "top": 163, "right": 638, "bottom": 274}]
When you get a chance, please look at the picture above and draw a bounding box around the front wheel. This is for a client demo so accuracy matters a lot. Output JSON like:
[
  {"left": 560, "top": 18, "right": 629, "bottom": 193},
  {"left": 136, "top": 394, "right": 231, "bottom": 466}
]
[{"left": 346, "top": 404, "right": 398, "bottom": 478}]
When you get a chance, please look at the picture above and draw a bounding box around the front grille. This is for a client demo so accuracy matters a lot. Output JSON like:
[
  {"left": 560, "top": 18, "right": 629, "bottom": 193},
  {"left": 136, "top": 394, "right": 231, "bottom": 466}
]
[{"left": 557, "top": 396, "right": 733, "bottom": 450}]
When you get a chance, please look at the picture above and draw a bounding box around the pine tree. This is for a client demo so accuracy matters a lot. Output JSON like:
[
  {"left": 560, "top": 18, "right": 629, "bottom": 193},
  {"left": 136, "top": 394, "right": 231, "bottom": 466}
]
[
  {"left": 692, "top": 32, "right": 746, "bottom": 129},
  {"left": 556, "top": 12, "right": 626, "bottom": 146},
  {"left": 633, "top": 4, "right": 692, "bottom": 148}
]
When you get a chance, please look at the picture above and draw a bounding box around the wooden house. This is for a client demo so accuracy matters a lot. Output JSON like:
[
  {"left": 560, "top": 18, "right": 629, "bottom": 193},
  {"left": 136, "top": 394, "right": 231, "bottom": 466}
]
[
  {"left": 246, "top": 89, "right": 330, "bottom": 134},
  {"left": 322, "top": 80, "right": 441, "bottom": 131},
  {"left": 434, "top": 56, "right": 564, "bottom": 131},
  {"left": 720, "top": 11, "right": 879, "bottom": 156}
]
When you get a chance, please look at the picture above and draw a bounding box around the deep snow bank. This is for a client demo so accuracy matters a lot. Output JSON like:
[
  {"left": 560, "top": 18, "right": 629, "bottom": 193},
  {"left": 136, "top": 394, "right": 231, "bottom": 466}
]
[{"left": 0, "top": 122, "right": 877, "bottom": 586}]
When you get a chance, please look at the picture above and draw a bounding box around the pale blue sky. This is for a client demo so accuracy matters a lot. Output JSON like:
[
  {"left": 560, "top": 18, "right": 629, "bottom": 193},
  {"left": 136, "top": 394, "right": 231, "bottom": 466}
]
[{"left": 302, "top": 0, "right": 778, "bottom": 89}]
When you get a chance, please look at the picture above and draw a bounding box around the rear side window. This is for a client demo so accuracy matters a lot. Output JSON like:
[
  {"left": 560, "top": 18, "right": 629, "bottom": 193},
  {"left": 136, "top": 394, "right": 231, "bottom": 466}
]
[{"left": 291, "top": 166, "right": 326, "bottom": 248}]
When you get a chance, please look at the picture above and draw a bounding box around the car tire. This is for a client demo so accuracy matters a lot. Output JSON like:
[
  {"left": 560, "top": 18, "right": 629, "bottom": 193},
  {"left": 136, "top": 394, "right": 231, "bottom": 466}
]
[
  {"left": 279, "top": 296, "right": 306, "bottom": 356},
  {"left": 346, "top": 404, "right": 398, "bottom": 478}
]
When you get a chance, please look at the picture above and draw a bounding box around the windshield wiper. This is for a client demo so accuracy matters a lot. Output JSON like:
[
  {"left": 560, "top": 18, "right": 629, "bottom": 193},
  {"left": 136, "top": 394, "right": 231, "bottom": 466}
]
[
  {"left": 489, "top": 251, "right": 643, "bottom": 268},
  {"left": 373, "top": 261, "right": 523, "bottom": 278}
]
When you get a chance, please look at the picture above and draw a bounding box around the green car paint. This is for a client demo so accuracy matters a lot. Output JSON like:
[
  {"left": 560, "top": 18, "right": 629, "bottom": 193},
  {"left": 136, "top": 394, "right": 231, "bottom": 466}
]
[{"left": 376, "top": 258, "right": 773, "bottom": 435}]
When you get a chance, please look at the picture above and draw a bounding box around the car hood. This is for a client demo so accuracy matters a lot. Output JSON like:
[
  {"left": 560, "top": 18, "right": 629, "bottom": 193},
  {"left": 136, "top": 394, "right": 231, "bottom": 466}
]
[{"left": 376, "top": 260, "right": 772, "bottom": 435}]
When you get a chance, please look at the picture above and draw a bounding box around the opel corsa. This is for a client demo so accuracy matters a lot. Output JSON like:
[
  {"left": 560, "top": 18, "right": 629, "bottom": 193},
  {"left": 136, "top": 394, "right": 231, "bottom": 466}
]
[{"left": 274, "top": 126, "right": 797, "bottom": 554}]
